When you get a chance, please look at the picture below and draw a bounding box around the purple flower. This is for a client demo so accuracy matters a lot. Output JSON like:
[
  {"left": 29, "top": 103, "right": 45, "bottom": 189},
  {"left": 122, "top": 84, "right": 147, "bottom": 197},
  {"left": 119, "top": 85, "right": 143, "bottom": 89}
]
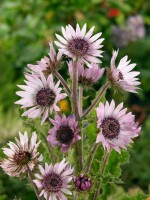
[
  {"left": 127, "top": 15, "right": 145, "bottom": 41},
  {"left": 108, "top": 50, "right": 140, "bottom": 93},
  {"left": 112, "top": 26, "right": 130, "bottom": 48},
  {"left": 96, "top": 100, "right": 141, "bottom": 153},
  {"left": 68, "top": 61, "right": 105, "bottom": 86},
  {"left": 15, "top": 72, "right": 67, "bottom": 124},
  {"left": 112, "top": 15, "right": 146, "bottom": 48},
  {"left": 47, "top": 115, "right": 81, "bottom": 152},
  {"left": 55, "top": 24, "right": 104, "bottom": 67},
  {"left": 28, "top": 42, "right": 62, "bottom": 74},
  {"left": 0, "top": 131, "right": 42, "bottom": 177},
  {"left": 33, "top": 159, "right": 73, "bottom": 200},
  {"left": 74, "top": 174, "right": 91, "bottom": 191}
]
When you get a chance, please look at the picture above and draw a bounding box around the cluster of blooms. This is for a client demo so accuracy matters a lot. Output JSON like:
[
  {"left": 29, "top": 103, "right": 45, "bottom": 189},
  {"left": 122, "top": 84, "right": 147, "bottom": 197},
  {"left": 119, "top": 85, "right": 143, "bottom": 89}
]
[
  {"left": 112, "top": 15, "right": 146, "bottom": 48},
  {"left": 0, "top": 23, "right": 141, "bottom": 199}
]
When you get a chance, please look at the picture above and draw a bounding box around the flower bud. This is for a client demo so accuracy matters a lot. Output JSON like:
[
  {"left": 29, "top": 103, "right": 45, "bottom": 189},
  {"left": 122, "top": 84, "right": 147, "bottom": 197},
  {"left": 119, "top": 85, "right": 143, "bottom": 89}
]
[{"left": 74, "top": 174, "right": 91, "bottom": 191}]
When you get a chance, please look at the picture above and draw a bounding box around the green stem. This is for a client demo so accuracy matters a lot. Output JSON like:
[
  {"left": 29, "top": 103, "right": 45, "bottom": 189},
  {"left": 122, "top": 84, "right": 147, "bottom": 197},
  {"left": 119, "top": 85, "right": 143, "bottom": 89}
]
[
  {"left": 85, "top": 143, "right": 98, "bottom": 173},
  {"left": 74, "top": 192, "right": 78, "bottom": 200},
  {"left": 72, "top": 60, "right": 80, "bottom": 121},
  {"left": 79, "top": 86, "right": 84, "bottom": 168},
  {"left": 35, "top": 122, "right": 56, "bottom": 164},
  {"left": 72, "top": 60, "right": 83, "bottom": 171},
  {"left": 93, "top": 151, "right": 111, "bottom": 200},
  {"left": 82, "top": 82, "right": 110, "bottom": 118},
  {"left": 27, "top": 166, "right": 42, "bottom": 200},
  {"left": 53, "top": 69, "right": 71, "bottom": 96},
  {"left": 79, "top": 86, "right": 83, "bottom": 117}
]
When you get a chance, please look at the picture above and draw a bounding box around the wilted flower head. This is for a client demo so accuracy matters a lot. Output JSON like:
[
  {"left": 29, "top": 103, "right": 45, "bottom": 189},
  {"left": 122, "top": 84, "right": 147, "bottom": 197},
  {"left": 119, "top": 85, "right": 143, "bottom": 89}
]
[
  {"left": 68, "top": 61, "right": 105, "bottom": 86},
  {"left": 33, "top": 159, "right": 73, "bottom": 200},
  {"left": 28, "top": 42, "right": 62, "bottom": 75},
  {"left": 74, "top": 174, "right": 91, "bottom": 191},
  {"left": 47, "top": 115, "right": 80, "bottom": 152},
  {"left": 55, "top": 23, "right": 104, "bottom": 67},
  {"left": 1, "top": 131, "right": 42, "bottom": 177},
  {"left": 108, "top": 50, "right": 140, "bottom": 93},
  {"left": 127, "top": 15, "right": 145, "bottom": 41},
  {"left": 15, "top": 72, "right": 67, "bottom": 124},
  {"left": 96, "top": 100, "right": 141, "bottom": 153}
]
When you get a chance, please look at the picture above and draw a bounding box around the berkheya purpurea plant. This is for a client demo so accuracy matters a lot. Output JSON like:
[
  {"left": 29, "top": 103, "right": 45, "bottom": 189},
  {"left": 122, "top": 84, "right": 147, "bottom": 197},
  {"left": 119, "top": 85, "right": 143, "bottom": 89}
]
[{"left": 0, "top": 24, "right": 141, "bottom": 200}]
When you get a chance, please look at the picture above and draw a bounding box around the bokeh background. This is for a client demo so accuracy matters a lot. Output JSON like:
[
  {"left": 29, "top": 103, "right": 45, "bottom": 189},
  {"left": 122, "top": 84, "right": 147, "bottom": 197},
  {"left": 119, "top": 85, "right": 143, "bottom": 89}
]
[{"left": 0, "top": 0, "right": 150, "bottom": 199}]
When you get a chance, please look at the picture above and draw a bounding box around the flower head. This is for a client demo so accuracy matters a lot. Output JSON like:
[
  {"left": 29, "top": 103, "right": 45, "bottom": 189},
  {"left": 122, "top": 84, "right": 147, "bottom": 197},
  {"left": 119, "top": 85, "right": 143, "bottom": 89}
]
[
  {"left": 28, "top": 42, "right": 62, "bottom": 75},
  {"left": 33, "top": 159, "right": 73, "bottom": 200},
  {"left": 68, "top": 61, "right": 105, "bottom": 86},
  {"left": 15, "top": 72, "right": 67, "bottom": 124},
  {"left": 112, "top": 26, "right": 129, "bottom": 48},
  {"left": 108, "top": 50, "right": 140, "bottom": 93},
  {"left": 127, "top": 15, "right": 145, "bottom": 41},
  {"left": 55, "top": 24, "right": 104, "bottom": 67},
  {"left": 74, "top": 174, "right": 91, "bottom": 191},
  {"left": 1, "top": 131, "right": 42, "bottom": 177},
  {"left": 96, "top": 100, "right": 141, "bottom": 153},
  {"left": 47, "top": 115, "right": 80, "bottom": 152}
]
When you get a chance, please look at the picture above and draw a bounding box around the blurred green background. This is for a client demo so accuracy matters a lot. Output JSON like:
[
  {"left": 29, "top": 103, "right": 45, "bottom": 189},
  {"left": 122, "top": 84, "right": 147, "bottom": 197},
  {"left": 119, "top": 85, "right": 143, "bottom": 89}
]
[{"left": 0, "top": 0, "right": 150, "bottom": 199}]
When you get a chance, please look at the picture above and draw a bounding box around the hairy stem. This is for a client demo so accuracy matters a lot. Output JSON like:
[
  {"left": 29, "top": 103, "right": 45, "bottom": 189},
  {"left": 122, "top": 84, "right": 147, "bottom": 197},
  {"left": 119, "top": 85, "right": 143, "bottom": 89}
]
[
  {"left": 47, "top": 141, "right": 56, "bottom": 164},
  {"left": 79, "top": 86, "right": 83, "bottom": 117},
  {"left": 93, "top": 151, "right": 110, "bottom": 200},
  {"left": 27, "top": 166, "right": 41, "bottom": 200},
  {"left": 85, "top": 143, "right": 98, "bottom": 173},
  {"left": 82, "top": 82, "right": 110, "bottom": 118},
  {"left": 72, "top": 60, "right": 83, "bottom": 170},
  {"left": 79, "top": 86, "right": 84, "bottom": 168},
  {"left": 53, "top": 69, "right": 71, "bottom": 96},
  {"left": 36, "top": 123, "right": 56, "bottom": 164},
  {"left": 72, "top": 60, "right": 80, "bottom": 121}
]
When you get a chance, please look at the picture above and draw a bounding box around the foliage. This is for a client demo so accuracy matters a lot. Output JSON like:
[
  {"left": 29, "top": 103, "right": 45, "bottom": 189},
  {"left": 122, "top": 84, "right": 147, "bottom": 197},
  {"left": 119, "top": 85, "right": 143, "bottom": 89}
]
[{"left": 0, "top": 0, "right": 150, "bottom": 199}]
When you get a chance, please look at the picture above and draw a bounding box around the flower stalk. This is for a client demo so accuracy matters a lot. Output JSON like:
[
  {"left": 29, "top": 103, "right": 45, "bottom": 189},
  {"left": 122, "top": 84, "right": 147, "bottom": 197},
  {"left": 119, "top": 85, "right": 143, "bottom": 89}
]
[
  {"left": 72, "top": 59, "right": 83, "bottom": 171},
  {"left": 79, "top": 86, "right": 83, "bottom": 117},
  {"left": 81, "top": 82, "right": 110, "bottom": 118},
  {"left": 85, "top": 143, "right": 99, "bottom": 173},
  {"left": 53, "top": 69, "right": 72, "bottom": 96},
  {"left": 27, "top": 166, "right": 41, "bottom": 200},
  {"left": 79, "top": 86, "right": 84, "bottom": 168},
  {"left": 72, "top": 60, "right": 80, "bottom": 121},
  {"left": 93, "top": 151, "right": 111, "bottom": 200},
  {"left": 35, "top": 122, "right": 56, "bottom": 164}
]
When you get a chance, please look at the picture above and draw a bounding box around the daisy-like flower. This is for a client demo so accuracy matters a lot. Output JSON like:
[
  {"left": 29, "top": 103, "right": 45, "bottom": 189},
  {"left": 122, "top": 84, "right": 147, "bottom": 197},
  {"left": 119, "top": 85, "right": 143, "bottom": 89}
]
[
  {"left": 27, "top": 42, "right": 62, "bottom": 74},
  {"left": 15, "top": 72, "right": 67, "bottom": 124},
  {"left": 55, "top": 24, "right": 104, "bottom": 67},
  {"left": 47, "top": 115, "right": 81, "bottom": 152},
  {"left": 0, "top": 131, "right": 42, "bottom": 177},
  {"left": 96, "top": 100, "right": 141, "bottom": 153},
  {"left": 108, "top": 50, "right": 140, "bottom": 93},
  {"left": 68, "top": 61, "right": 105, "bottom": 86},
  {"left": 33, "top": 159, "right": 73, "bottom": 200}
]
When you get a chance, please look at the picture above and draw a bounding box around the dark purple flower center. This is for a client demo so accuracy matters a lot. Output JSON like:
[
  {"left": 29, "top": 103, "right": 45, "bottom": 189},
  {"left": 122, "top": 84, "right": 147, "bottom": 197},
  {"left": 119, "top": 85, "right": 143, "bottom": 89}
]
[
  {"left": 56, "top": 126, "right": 74, "bottom": 145},
  {"left": 14, "top": 151, "right": 31, "bottom": 165},
  {"left": 118, "top": 71, "right": 124, "bottom": 80},
  {"left": 74, "top": 174, "right": 91, "bottom": 191},
  {"left": 101, "top": 117, "right": 120, "bottom": 139},
  {"left": 36, "top": 88, "right": 56, "bottom": 107},
  {"left": 42, "top": 173, "right": 62, "bottom": 192},
  {"left": 68, "top": 38, "right": 89, "bottom": 57},
  {"left": 79, "top": 76, "right": 94, "bottom": 86}
]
